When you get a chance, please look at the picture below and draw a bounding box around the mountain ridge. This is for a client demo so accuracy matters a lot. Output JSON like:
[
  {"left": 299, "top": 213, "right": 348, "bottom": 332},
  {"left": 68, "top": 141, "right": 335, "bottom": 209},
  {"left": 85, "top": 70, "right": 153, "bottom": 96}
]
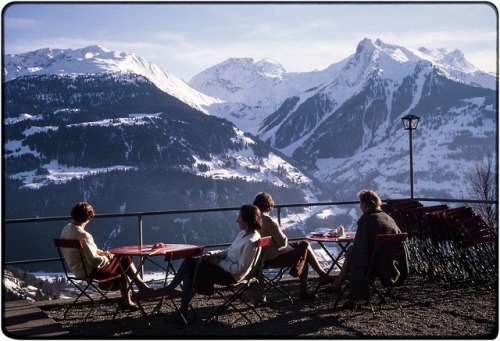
[{"left": 3, "top": 38, "right": 496, "bottom": 201}]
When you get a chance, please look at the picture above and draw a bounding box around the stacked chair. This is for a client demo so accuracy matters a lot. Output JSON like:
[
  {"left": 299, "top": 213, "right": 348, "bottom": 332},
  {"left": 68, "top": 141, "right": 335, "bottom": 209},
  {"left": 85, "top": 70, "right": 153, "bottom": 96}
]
[{"left": 383, "top": 199, "right": 496, "bottom": 286}]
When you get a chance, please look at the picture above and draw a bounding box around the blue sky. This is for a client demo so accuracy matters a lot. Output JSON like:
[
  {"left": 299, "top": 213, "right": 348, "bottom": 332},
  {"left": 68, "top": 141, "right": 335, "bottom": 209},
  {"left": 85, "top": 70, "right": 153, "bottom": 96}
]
[{"left": 3, "top": 2, "right": 498, "bottom": 81}]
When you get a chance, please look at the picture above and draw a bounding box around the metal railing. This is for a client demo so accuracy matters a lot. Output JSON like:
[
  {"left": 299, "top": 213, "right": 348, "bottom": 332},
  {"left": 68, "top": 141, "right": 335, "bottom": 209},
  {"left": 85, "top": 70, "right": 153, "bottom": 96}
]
[{"left": 3, "top": 198, "right": 496, "bottom": 269}]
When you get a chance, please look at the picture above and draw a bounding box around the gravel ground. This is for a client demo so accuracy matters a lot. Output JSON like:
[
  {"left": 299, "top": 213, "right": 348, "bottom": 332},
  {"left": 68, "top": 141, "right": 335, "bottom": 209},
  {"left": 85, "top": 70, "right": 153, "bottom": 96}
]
[{"left": 39, "top": 275, "right": 497, "bottom": 339}]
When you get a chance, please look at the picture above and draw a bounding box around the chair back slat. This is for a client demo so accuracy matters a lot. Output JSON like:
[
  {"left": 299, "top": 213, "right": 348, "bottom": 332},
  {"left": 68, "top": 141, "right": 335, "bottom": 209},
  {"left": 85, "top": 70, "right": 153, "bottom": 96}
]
[{"left": 258, "top": 236, "right": 272, "bottom": 247}]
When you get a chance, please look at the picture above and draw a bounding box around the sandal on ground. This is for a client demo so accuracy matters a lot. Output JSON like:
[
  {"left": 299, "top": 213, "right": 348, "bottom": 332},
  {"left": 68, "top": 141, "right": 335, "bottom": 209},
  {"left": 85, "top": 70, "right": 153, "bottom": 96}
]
[
  {"left": 118, "top": 303, "right": 140, "bottom": 312},
  {"left": 322, "top": 286, "right": 342, "bottom": 295}
]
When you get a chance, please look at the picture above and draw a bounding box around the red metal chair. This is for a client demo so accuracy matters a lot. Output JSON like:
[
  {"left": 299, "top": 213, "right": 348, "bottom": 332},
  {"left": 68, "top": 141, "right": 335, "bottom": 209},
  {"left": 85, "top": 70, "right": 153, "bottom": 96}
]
[
  {"left": 204, "top": 236, "right": 272, "bottom": 325},
  {"left": 366, "top": 233, "right": 409, "bottom": 314},
  {"left": 334, "top": 233, "right": 409, "bottom": 314},
  {"left": 53, "top": 239, "right": 121, "bottom": 320}
]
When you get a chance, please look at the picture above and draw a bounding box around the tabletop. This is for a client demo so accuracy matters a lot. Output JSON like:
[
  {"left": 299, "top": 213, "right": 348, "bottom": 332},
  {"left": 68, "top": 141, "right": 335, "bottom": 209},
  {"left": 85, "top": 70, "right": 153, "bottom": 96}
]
[
  {"left": 305, "top": 231, "right": 356, "bottom": 243},
  {"left": 110, "top": 243, "right": 204, "bottom": 261}
]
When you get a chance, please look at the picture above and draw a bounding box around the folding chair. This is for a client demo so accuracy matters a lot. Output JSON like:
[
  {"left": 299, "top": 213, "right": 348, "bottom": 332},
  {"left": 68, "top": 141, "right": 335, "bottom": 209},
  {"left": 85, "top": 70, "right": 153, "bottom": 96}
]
[
  {"left": 204, "top": 236, "right": 272, "bottom": 325},
  {"left": 334, "top": 233, "right": 409, "bottom": 315},
  {"left": 262, "top": 264, "right": 293, "bottom": 304},
  {"left": 53, "top": 238, "right": 121, "bottom": 320}
]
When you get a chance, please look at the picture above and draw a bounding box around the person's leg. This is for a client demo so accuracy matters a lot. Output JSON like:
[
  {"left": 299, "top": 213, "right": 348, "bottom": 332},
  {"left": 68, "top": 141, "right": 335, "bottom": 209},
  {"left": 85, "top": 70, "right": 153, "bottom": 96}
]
[
  {"left": 91, "top": 257, "right": 138, "bottom": 308},
  {"left": 305, "top": 245, "right": 329, "bottom": 278},
  {"left": 298, "top": 266, "right": 310, "bottom": 298},
  {"left": 118, "top": 276, "right": 137, "bottom": 308},
  {"left": 127, "top": 262, "right": 152, "bottom": 291},
  {"left": 178, "top": 270, "right": 194, "bottom": 317},
  {"left": 165, "top": 259, "right": 189, "bottom": 290},
  {"left": 323, "top": 248, "right": 352, "bottom": 295},
  {"left": 331, "top": 248, "right": 352, "bottom": 288}
]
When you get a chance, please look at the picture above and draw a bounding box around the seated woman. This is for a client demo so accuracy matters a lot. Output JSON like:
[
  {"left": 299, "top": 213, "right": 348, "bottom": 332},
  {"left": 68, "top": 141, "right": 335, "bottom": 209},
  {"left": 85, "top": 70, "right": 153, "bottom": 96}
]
[
  {"left": 252, "top": 192, "right": 333, "bottom": 301},
  {"left": 60, "top": 202, "right": 152, "bottom": 311},
  {"left": 164, "top": 204, "right": 262, "bottom": 320},
  {"left": 323, "top": 189, "right": 406, "bottom": 309}
]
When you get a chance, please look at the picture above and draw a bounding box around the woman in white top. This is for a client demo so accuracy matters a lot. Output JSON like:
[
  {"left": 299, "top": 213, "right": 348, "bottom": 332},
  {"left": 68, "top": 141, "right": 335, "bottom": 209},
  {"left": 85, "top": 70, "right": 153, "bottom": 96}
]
[
  {"left": 60, "top": 202, "right": 152, "bottom": 311},
  {"left": 165, "top": 204, "right": 262, "bottom": 321}
]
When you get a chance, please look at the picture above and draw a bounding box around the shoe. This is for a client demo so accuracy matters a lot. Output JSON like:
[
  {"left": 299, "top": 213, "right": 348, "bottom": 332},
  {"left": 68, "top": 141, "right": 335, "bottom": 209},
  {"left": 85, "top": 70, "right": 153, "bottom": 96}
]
[
  {"left": 318, "top": 275, "right": 335, "bottom": 286},
  {"left": 298, "top": 292, "right": 316, "bottom": 300},
  {"left": 322, "top": 286, "right": 342, "bottom": 295},
  {"left": 118, "top": 303, "right": 140, "bottom": 312}
]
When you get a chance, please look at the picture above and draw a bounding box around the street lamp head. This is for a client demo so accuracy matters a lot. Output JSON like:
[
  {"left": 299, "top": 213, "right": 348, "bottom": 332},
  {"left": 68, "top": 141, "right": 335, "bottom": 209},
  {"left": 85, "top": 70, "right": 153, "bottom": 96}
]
[{"left": 402, "top": 114, "right": 420, "bottom": 130}]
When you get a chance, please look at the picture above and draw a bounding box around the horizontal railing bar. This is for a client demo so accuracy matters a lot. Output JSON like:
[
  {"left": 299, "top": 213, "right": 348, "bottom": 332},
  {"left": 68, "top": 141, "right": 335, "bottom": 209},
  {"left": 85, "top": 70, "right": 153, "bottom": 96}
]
[
  {"left": 4, "top": 199, "right": 496, "bottom": 224},
  {"left": 4, "top": 258, "right": 61, "bottom": 266},
  {"left": 3, "top": 198, "right": 496, "bottom": 268}
]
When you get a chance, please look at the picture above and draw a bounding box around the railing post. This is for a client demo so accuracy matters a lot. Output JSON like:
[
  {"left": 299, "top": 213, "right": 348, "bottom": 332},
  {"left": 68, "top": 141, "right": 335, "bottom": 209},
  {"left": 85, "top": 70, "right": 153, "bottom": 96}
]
[
  {"left": 138, "top": 215, "right": 144, "bottom": 276},
  {"left": 277, "top": 207, "right": 282, "bottom": 227}
]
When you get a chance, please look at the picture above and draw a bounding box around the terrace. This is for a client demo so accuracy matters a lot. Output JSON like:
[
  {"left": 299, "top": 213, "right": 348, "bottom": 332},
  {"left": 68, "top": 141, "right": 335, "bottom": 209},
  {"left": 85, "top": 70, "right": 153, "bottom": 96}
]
[{"left": 3, "top": 198, "right": 497, "bottom": 338}]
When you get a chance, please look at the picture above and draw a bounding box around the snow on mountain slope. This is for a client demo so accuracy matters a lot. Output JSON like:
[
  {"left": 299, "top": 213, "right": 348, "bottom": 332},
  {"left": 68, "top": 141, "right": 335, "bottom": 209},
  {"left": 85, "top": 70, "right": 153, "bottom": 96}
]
[
  {"left": 413, "top": 46, "right": 496, "bottom": 89},
  {"left": 191, "top": 38, "right": 496, "bottom": 135},
  {"left": 3, "top": 45, "right": 223, "bottom": 113},
  {"left": 189, "top": 56, "right": 349, "bottom": 132}
]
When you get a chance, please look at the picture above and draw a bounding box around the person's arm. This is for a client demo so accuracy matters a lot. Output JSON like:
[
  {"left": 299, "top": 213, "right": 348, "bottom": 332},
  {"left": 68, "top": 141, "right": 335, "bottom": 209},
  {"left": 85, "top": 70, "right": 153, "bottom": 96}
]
[
  {"left": 209, "top": 249, "right": 228, "bottom": 259},
  {"left": 218, "top": 240, "right": 257, "bottom": 279},
  {"left": 81, "top": 233, "right": 109, "bottom": 270}
]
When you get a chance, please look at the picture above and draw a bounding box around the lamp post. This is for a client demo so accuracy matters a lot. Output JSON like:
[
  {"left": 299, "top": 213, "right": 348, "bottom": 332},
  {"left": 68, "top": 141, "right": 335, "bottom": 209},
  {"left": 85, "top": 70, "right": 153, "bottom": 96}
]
[{"left": 401, "top": 114, "right": 420, "bottom": 198}]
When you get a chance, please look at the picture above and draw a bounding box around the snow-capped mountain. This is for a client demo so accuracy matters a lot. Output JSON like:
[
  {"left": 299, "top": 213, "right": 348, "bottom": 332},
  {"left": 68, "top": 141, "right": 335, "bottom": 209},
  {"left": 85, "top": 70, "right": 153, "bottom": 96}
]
[
  {"left": 3, "top": 48, "right": 324, "bottom": 261},
  {"left": 3, "top": 45, "right": 223, "bottom": 112},
  {"left": 191, "top": 38, "right": 497, "bottom": 199},
  {"left": 3, "top": 39, "right": 497, "bottom": 266},
  {"left": 189, "top": 57, "right": 348, "bottom": 131}
]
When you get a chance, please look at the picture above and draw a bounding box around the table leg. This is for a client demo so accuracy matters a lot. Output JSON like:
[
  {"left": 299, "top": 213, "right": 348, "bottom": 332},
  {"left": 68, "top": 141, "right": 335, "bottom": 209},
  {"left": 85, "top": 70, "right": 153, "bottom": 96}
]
[{"left": 312, "top": 241, "right": 351, "bottom": 294}]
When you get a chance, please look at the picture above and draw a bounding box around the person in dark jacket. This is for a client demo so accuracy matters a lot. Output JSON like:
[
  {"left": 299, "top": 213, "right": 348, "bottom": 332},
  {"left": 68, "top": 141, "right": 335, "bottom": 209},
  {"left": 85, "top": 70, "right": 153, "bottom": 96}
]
[{"left": 323, "top": 190, "right": 406, "bottom": 309}]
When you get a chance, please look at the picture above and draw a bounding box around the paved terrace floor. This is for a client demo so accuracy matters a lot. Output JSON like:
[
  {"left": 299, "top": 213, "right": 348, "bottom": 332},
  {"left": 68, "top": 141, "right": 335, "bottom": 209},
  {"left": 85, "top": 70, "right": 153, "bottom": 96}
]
[{"left": 3, "top": 275, "right": 497, "bottom": 339}]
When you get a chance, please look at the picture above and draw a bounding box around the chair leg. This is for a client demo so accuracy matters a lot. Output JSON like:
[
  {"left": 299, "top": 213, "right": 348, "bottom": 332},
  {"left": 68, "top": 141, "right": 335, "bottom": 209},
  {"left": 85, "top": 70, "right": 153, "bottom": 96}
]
[
  {"left": 264, "top": 268, "right": 293, "bottom": 304},
  {"left": 205, "top": 286, "right": 261, "bottom": 325},
  {"left": 333, "top": 285, "right": 348, "bottom": 309}
]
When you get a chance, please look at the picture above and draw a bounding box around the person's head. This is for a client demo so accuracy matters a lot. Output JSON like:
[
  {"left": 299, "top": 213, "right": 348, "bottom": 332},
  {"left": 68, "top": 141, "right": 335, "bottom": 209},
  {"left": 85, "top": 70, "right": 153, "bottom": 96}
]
[
  {"left": 253, "top": 192, "right": 274, "bottom": 213},
  {"left": 71, "top": 202, "right": 95, "bottom": 223},
  {"left": 357, "top": 190, "right": 382, "bottom": 213},
  {"left": 237, "top": 205, "right": 262, "bottom": 232}
]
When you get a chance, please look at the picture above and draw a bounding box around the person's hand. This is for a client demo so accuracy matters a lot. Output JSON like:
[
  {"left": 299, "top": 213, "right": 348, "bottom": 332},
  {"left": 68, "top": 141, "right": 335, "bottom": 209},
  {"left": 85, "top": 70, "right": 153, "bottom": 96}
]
[
  {"left": 208, "top": 254, "right": 221, "bottom": 265},
  {"left": 99, "top": 250, "right": 114, "bottom": 259}
]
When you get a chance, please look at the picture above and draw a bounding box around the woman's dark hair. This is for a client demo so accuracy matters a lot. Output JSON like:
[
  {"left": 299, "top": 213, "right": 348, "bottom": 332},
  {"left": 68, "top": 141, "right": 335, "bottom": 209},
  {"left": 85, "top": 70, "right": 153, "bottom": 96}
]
[
  {"left": 253, "top": 192, "right": 274, "bottom": 213},
  {"left": 239, "top": 205, "right": 262, "bottom": 231},
  {"left": 71, "top": 202, "right": 95, "bottom": 223},
  {"left": 357, "top": 190, "right": 382, "bottom": 210}
]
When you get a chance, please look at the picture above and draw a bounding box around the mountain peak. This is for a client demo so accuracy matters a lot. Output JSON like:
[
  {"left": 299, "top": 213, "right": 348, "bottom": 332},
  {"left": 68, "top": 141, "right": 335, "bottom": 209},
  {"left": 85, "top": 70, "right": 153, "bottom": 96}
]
[{"left": 3, "top": 45, "right": 221, "bottom": 112}]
